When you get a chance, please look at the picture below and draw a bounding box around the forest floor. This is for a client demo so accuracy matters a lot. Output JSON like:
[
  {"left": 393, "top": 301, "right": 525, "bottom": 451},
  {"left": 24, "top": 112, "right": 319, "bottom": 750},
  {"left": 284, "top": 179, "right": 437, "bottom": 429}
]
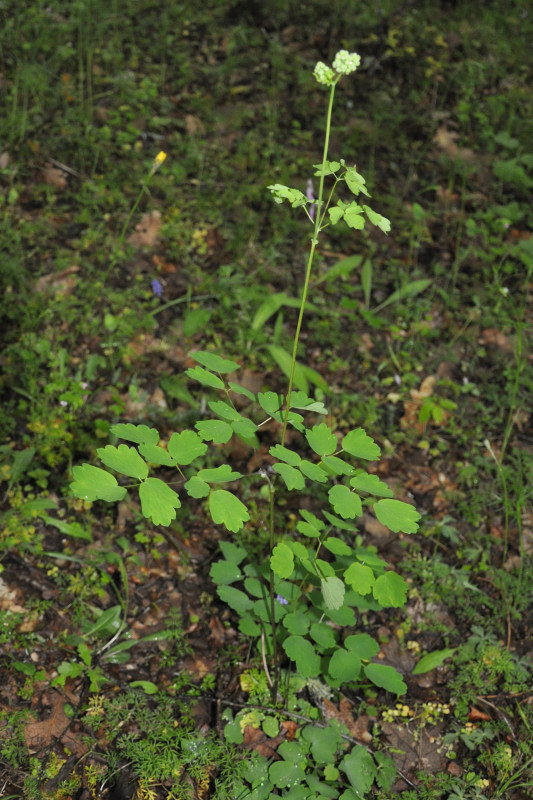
[{"left": 0, "top": 1, "right": 532, "bottom": 798}]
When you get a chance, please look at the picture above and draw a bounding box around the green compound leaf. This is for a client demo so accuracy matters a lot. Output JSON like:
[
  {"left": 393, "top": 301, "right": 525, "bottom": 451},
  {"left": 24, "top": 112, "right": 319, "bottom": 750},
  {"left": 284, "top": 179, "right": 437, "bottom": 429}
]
[
  {"left": 344, "top": 167, "right": 371, "bottom": 198},
  {"left": 269, "top": 760, "right": 306, "bottom": 789},
  {"left": 190, "top": 350, "right": 240, "bottom": 373},
  {"left": 321, "top": 455, "right": 355, "bottom": 476},
  {"left": 364, "top": 663, "right": 407, "bottom": 695},
  {"left": 209, "top": 560, "right": 243, "bottom": 585},
  {"left": 305, "top": 422, "right": 337, "bottom": 456},
  {"left": 270, "top": 542, "right": 295, "bottom": 579},
  {"left": 329, "top": 205, "right": 344, "bottom": 225},
  {"left": 228, "top": 381, "right": 256, "bottom": 402},
  {"left": 267, "top": 183, "right": 307, "bottom": 208},
  {"left": 220, "top": 541, "right": 247, "bottom": 563},
  {"left": 139, "top": 478, "right": 181, "bottom": 526},
  {"left": 70, "top": 464, "right": 127, "bottom": 503},
  {"left": 372, "top": 571, "right": 407, "bottom": 607},
  {"left": 209, "top": 489, "right": 250, "bottom": 532},
  {"left": 289, "top": 391, "right": 328, "bottom": 415},
  {"left": 257, "top": 391, "right": 283, "bottom": 418},
  {"left": 345, "top": 633, "right": 380, "bottom": 660},
  {"left": 344, "top": 562, "right": 375, "bottom": 595},
  {"left": 272, "top": 462, "right": 305, "bottom": 491},
  {"left": 282, "top": 636, "right": 320, "bottom": 678},
  {"left": 310, "top": 621, "right": 337, "bottom": 650},
  {"left": 313, "top": 159, "right": 341, "bottom": 175},
  {"left": 168, "top": 430, "right": 208, "bottom": 465},
  {"left": 195, "top": 419, "right": 233, "bottom": 444},
  {"left": 138, "top": 443, "right": 176, "bottom": 467},
  {"left": 208, "top": 400, "right": 241, "bottom": 422},
  {"left": 322, "top": 537, "right": 352, "bottom": 556},
  {"left": 184, "top": 476, "right": 210, "bottom": 498},
  {"left": 328, "top": 485, "right": 363, "bottom": 519},
  {"left": 343, "top": 202, "right": 365, "bottom": 230},
  {"left": 340, "top": 746, "right": 376, "bottom": 796},
  {"left": 197, "top": 465, "right": 242, "bottom": 483},
  {"left": 217, "top": 585, "right": 254, "bottom": 614},
  {"left": 231, "top": 417, "right": 257, "bottom": 441},
  {"left": 283, "top": 612, "right": 310, "bottom": 635},
  {"left": 375, "top": 750, "right": 397, "bottom": 791},
  {"left": 111, "top": 423, "right": 159, "bottom": 446},
  {"left": 329, "top": 648, "right": 362, "bottom": 683},
  {"left": 302, "top": 723, "right": 340, "bottom": 764},
  {"left": 269, "top": 444, "right": 301, "bottom": 467},
  {"left": 363, "top": 205, "right": 391, "bottom": 234},
  {"left": 299, "top": 460, "right": 328, "bottom": 483},
  {"left": 342, "top": 428, "right": 381, "bottom": 460},
  {"left": 321, "top": 576, "right": 345, "bottom": 611},
  {"left": 350, "top": 472, "right": 394, "bottom": 497},
  {"left": 185, "top": 365, "right": 225, "bottom": 390},
  {"left": 412, "top": 648, "right": 456, "bottom": 675},
  {"left": 374, "top": 498, "right": 420, "bottom": 533},
  {"left": 97, "top": 444, "right": 148, "bottom": 480}
]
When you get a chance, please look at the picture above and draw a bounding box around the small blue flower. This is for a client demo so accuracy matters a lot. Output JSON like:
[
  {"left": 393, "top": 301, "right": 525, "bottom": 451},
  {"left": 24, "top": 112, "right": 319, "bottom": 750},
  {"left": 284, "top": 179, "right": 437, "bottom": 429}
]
[
  {"left": 151, "top": 278, "right": 163, "bottom": 298},
  {"left": 276, "top": 594, "right": 288, "bottom": 605}
]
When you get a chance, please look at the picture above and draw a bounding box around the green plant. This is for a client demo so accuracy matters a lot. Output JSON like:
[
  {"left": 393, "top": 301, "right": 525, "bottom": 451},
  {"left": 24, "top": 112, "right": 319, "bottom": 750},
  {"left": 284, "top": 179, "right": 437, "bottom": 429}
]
[{"left": 67, "top": 49, "right": 421, "bottom": 794}]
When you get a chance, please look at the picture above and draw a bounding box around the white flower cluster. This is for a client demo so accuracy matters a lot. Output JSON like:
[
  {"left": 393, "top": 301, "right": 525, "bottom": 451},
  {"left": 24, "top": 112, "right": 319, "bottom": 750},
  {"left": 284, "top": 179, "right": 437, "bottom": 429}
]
[
  {"left": 313, "top": 61, "right": 335, "bottom": 86},
  {"left": 332, "top": 50, "right": 361, "bottom": 75}
]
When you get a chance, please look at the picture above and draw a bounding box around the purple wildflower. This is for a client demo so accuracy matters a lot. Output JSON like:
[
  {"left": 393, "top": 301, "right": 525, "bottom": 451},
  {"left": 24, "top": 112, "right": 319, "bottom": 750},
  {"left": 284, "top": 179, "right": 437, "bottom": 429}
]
[
  {"left": 306, "top": 179, "right": 316, "bottom": 221},
  {"left": 276, "top": 594, "right": 288, "bottom": 605},
  {"left": 151, "top": 278, "right": 163, "bottom": 298}
]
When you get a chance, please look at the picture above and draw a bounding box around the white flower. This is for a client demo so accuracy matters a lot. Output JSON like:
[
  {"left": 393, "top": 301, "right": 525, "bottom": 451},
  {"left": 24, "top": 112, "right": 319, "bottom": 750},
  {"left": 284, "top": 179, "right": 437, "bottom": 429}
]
[
  {"left": 313, "top": 61, "right": 335, "bottom": 86},
  {"left": 332, "top": 50, "right": 361, "bottom": 75}
]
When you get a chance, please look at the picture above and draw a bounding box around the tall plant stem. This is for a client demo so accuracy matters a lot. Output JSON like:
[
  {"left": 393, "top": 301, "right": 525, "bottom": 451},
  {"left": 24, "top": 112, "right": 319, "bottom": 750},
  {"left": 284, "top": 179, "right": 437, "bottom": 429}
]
[{"left": 281, "top": 81, "right": 337, "bottom": 446}]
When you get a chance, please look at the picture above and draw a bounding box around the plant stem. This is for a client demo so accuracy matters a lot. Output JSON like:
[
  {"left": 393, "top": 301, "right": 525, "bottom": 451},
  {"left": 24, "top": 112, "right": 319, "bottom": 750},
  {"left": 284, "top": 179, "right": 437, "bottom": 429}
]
[{"left": 281, "top": 80, "right": 337, "bottom": 445}]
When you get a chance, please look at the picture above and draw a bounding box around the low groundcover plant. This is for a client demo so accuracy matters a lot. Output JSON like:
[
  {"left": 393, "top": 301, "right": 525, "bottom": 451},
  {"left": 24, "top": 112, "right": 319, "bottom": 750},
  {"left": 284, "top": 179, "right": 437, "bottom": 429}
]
[{"left": 70, "top": 50, "right": 421, "bottom": 797}]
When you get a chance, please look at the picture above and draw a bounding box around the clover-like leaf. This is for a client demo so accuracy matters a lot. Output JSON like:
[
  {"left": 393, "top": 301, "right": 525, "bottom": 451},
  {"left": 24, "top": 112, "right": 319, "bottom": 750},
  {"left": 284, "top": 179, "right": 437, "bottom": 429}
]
[
  {"left": 302, "top": 723, "right": 340, "bottom": 764},
  {"left": 197, "top": 465, "right": 242, "bottom": 483},
  {"left": 209, "top": 560, "right": 243, "bottom": 585},
  {"left": 97, "top": 444, "right": 148, "bottom": 480},
  {"left": 228, "top": 381, "right": 256, "bottom": 402},
  {"left": 345, "top": 633, "right": 380, "bottom": 660},
  {"left": 208, "top": 400, "right": 241, "bottom": 422},
  {"left": 364, "top": 663, "right": 407, "bottom": 695},
  {"left": 321, "top": 576, "right": 345, "bottom": 611},
  {"left": 321, "top": 455, "right": 355, "bottom": 476},
  {"left": 185, "top": 365, "right": 225, "bottom": 390},
  {"left": 340, "top": 746, "right": 376, "bottom": 796},
  {"left": 139, "top": 478, "right": 181, "bottom": 526},
  {"left": 272, "top": 462, "right": 305, "bottom": 491},
  {"left": 372, "top": 571, "right": 407, "bottom": 607},
  {"left": 329, "top": 205, "right": 345, "bottom": 225},
  {"left": 374, "top": 499, "right": 420, "bottom": 533},
  {"left": 299, "top": 460, "right": 328, "bottom": 483},
  {"left": 209, "top": 489, "right": 249, "bottom": 532},
  {"left": 344, "top": 167, "right": 371, "bottom": 197},
  {"left": 184, "top": 476, "right": 210, "bottom": 498},
  {"left": 268, "top": 184, "right": 307, "bottom": 208},
  {"left": 70, "top": 464, "right": 127, "bottom": 503},
  {"left": 270, "top": 542, "right": 294, "bottom": 579},
  {"left": 306, "top": 422, "right": 337, "bottom": 456},
  {"left": 328, "top": 485, "right": 363, "bottom": 519},
  {"left": 363, "top": 205, "right": 391, "bottom": 234},
  {"left": 269, "top": 444, "right": 301, "bottom": 467},
  {"left": 329, "top": 648, "right": 362, "bottom": 682},
  {"left": 138, "top": 443, "right": 176, "bottom": 467},
  {"left": 282, "top": 636, "right": 320, "bottom": 678},
  {"left": 322, "top": 537, "right": 352, "bottom": 556},
  {"left": 195, "top": 420, "right": 233, "bottom": 444},
  {"left": 168, "top": 430, "right": 208, "bottom": 465},
  {"left": 343, "top": 202, "right": 365, "bottom": 230},
  {"left": 190, "top": 350, "right": 240, "bottom": 373},
  {"left": 344, "top": 562, "right": 375, "bottom": 595},
  {"left": 342, "top": 428, "right": 381, "bottom": 460},
  {"left": 217, "top": 585, "right": 254, "bottom": 614},
  {"left": 257, "top": 391, "right": 283, "bottom": 418},
  {"left": 350, "top": 472, "right": 394, "bottom": 497},
  {"left": 110, "top": 423, "right": 159, "bottom": 446}
]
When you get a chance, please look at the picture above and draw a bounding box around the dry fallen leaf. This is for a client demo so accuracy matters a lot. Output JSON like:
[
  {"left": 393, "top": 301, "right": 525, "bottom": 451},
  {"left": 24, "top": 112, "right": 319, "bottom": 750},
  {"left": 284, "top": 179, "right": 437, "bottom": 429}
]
[
  {"left": 24, "top": 691, "right": 85, "bottom": 756},
  {"left": 34, "top": 266, "right": 80, "bottom": 297},
  {"left": 128, "top": 209, "right": 162, "bottom": 247},
  {"left": 323, "top": 697, "right": 372, "bottom": 743},
  {"left": 43, "top": 162, "right": 68, "bottom": 189}
]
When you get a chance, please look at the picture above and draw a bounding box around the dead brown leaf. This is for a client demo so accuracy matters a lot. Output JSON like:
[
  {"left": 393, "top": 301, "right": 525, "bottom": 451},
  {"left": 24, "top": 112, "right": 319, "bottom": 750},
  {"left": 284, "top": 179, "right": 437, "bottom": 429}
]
[
  {"left": 323, "top": 697, "right": 372, "bottom": 743},
  {"left": 24, "top": 691, "right": 86, "bottom": 756},
  {"left": 43, "top": 162, "right": 68, "bottom": 190},
  {"left": 128, "top": 209, "right": 162, "bottom": 248},
  {"left": 242, "top": 724, "right": 285, "bottom": 758},
  {"left": 34, "top": 266, "right": 79, "bottom": 296},
  {"left": 479, "top": 327, "right": 513, "bottom": 351}
]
